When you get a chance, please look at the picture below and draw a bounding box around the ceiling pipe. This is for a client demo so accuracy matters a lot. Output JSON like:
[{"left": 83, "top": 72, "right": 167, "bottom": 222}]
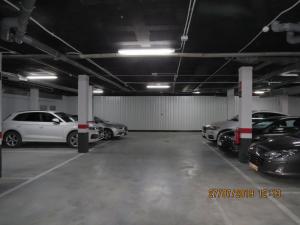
[
  {"left": 1, "top": 0, "right": 133, "bottom": 91},
  {"left": 0, "top": 0, "right": 130, "bottom": 92},
  {"left": 0, "top": 0, "right": 36, "bottom": 44},
  {"left": 16, "top": 36, "right": 130, "bottom": 92},
  {"left": 3, "top": 52, "right": 300, "bottom": 59}
]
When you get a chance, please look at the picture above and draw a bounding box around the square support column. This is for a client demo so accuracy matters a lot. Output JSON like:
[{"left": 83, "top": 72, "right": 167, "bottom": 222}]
[
  {"left": 0, "top": 53, "right": 2, "bottom": 177},
  {"left": 29, "top": 88, "right": 39, "bottom": 110},
  {"left": 238, "top": 67, "right": 253, "bottom": 163},
  {"left": 227, "top": 89, "right": 235, "bottom": 120},
  {"left": 88, "top": 85, "right": 94, "bottom": 122},
  {"left": 78, "top": 75, "right": 89, "bottom": 153}
]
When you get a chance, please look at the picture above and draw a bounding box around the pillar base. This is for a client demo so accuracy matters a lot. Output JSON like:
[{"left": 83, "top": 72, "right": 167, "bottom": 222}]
[
  {"left": 238, "top": 138, "right": 252, "bottom": 163},
  {"left": 78, "top": 133, "right": 89, "bottom": 153}
]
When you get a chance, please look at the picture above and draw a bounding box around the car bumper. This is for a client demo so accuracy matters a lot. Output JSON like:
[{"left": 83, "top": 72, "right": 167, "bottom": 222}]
[
  {"left": 249, "top": 154, "right": 300, "bottom": 176},
  {"left": 89, "top": 130, "right": 100, "bottom": 143},
  {"left": 112, "top": 128, "right": 128, "bottom": 137},
  {"left": 205, "top": 130, "right": 218, "bottom": 141}
]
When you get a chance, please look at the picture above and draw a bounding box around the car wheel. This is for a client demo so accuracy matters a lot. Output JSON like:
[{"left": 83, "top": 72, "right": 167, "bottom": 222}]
[
  {"left": 104, "top": 129, "right": 113, "bottom": 140},
  {"left": 217, "top": 131, "right": 227, "bottom": 149},
  {"left": 4, "top": 131, "right": 22, "bottom": 148},
  {"left": 67, "top": 131, "right": 78, "bottom": 148}
]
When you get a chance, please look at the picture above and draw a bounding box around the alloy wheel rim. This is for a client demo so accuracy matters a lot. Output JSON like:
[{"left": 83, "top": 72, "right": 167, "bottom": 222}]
[
  {"left": 6, "top": 134, "right": 18, "bottom": 147},
  {"left": 70, "top": 134, "right": 78, "bottom": 147}
]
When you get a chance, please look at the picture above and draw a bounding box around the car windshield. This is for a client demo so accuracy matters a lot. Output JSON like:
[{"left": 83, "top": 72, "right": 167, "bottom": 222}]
[
  {"left": 94, "top": 116, "right": 105, "bottom": 123},
  {"left": 253, "top": 120, "right": 276, "bottom": 129},
  {"left": 55, "top": 112, "right": 73, "bottom": 122},
  {"left": 230, "top": 115, "right": 238, "bottom": 121}
]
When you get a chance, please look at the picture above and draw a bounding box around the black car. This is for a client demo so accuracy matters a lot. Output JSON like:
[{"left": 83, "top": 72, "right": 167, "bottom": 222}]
[
  {"left": 217, "top": 117, "right": 300, "bottom": 152},
  {"left": 249, "top": 133, "right": 300, "bottom": 176}
]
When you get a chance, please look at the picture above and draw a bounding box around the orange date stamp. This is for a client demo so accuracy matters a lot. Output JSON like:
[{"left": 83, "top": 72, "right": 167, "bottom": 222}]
[{"left": 208, "top": 188, "right": 282, "bottom": 199}]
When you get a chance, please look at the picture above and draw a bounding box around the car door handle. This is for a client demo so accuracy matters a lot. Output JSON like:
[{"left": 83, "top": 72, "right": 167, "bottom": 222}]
[{"left": 39, "top": 126, "right": 44, "bottom": 129}]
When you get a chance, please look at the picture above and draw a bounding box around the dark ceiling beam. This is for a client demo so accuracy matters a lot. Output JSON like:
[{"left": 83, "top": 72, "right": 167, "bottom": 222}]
[
  {"left": 22, "top": 36, "right": 130, "bottom": 91},
  {"left": 4, "top": 52, "right": 300, "bottom": 59}
]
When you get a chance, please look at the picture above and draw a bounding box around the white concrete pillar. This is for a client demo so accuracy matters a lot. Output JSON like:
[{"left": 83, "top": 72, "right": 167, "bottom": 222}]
[
  {"left": 0, "top": 53, "right": 2, "bottom": 177},
  {"left": 238, "top": 66, "right": 253, "bottom": 163},
  {"left": 227, "top": 89, "right": 235, "bottom": 119},
  {"left": 88, "top": 85, "right": 93, "bottom": 122},
  {"left": 78, "top": 75, "right": 89, "bottom": 153},
  {"left": 279, "top": 95, "right": 289, "bottom": 115},
  {"left": 29, "top": 88, "right": 39, "bottom": 110}
]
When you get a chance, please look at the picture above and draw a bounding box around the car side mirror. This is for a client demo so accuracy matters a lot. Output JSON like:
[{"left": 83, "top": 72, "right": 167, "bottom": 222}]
[{"left": 52, "top": 118, "right": 60, "bottom": 124}]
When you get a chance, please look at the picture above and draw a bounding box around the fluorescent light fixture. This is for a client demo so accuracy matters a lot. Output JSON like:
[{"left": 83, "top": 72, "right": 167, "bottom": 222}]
[
  {"left": 118, "top": 48, "right": 175, "bottom": 56},
  {"left": 280, "top": 71, "right": 299, "bottom": 77},
  {"left": 27, "top": 75, "right": 57, "bottom": 80},
  {"left": 193, "top": 91, "right": 201, "bottom": 94},
  {"left": 93, "top": 89, "right": 104, "bottom": 94},
  {"left": 254, "top": 90, "right": 265, "bottom": 95},
  {"left": 147, "top": 84, "right": 170, "bottom": 89}
]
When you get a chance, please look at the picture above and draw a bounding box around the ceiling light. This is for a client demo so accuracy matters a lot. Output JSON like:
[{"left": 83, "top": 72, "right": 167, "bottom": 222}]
[
  {"left": 118, "top": 48, "right": 175, "bottom": 56},
  {"left": 27, "top": 75, "right": 58, "bottom": 80},
  {"left": 147, "top": 84, "right": 170, "bottom": 89},
  {"left": 93, "top": 89, "right": 104, "bottom": 94},
  {"left": 280, "top": 71, "right": 299, "bottom": 77},
  {"left": 193, "top": 91, "right": 201, "bottom": 94},
  {"left": 254, "top": 90, "right": 265, "bottom": 95}
]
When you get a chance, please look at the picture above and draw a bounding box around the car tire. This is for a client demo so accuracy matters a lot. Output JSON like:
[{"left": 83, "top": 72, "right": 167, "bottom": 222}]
[
  {"left": 4, "top": 131, "right": 22, "bottom": 148},
  {"left": 217, "top": 131, "right": 227, "bottom": 150},
  {"left": 104, "top": 129, "right": 113, "bottom": 140},
  {"left": 67, "top": 131, "right": 78, "bottom": 148}
]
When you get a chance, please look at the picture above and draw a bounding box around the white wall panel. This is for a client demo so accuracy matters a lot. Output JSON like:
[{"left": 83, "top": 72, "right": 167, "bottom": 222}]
[
  {"left": 288, "top": 97, "right": 300, "bottom": 116},
  {"left": 94, "top": 96, "right": 228, "bottom": 130},
  {"left": 2, "top": 93, "right": 65, "bottom": 118}
]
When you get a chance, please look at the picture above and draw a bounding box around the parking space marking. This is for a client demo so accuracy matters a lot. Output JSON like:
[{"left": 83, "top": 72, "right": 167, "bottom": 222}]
[
  {"left": 213, "top": 199, "right": 233, "bottom": 225},
  {"left": 0, "top": 177, "right": 33, "bottom": 180},
  {"left": 202, "top": 140, "right": 300, "bottom": 225},
  {"left": 3, "top": 150, "right": 76, "bottom": 153},
  {"left": 0, "top": 141, "right": 111, "bottom": 199}
]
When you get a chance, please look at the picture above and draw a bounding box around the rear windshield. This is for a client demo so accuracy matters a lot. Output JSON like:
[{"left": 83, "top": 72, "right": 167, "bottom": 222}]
[{"left": 55, "top": 112, "right": 73, "bottom": 122}]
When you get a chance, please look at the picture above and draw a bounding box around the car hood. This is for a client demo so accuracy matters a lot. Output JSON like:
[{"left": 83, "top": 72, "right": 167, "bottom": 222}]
[
  {"left": 258, "top": 135, "right": 300, "bottom": 151},
  {"left": 210, "top": 120, "right": 238, "bottom": 129},
  {"left": 102, "top": 122, "right": 126, "bottom": 128}
]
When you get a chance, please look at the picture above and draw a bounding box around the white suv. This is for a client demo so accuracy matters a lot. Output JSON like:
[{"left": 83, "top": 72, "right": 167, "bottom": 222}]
[{"left": 2, "top": 111, "right": 100, "bottom": 148}]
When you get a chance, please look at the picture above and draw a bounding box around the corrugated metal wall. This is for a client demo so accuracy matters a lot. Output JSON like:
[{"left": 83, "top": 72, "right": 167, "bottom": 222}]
[{"left": 94, "top": 96, "right": 228, "bottom": 130}]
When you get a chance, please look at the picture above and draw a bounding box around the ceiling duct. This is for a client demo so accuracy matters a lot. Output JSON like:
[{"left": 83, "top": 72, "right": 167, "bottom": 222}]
[
  {"left": 271, "top": 21, "right": 300, "bottom": 44},
  {"left": 0, "top": 0, "right": 36, "bottom": 44}
]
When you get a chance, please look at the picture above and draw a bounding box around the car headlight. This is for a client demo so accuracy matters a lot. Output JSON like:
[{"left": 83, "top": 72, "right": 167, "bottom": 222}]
[
  {"left": 264, "top": 149, "right": 299, "bottom": 161},
  {"left": 88, "top": 125, "right": 98, "bottom": 131},
  {"left": 249, "top": 143, "right": 257, "bottom": 151},
  {"left": 207, "top": 125, "right": 220, "bottom": 130}
]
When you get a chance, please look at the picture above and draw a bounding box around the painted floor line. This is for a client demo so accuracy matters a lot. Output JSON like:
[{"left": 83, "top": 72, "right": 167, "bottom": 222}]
[
  {"left": 213, "top": 199, "right": 233, "bottom": 225},
  {"left": 202, "top": 140, "right": 300, "bottom": 225},
  {"left": 0, "top": 141, "right": 111, "bottom": 199}
]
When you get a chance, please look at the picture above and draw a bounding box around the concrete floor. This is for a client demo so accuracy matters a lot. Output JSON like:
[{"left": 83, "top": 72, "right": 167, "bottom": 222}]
[{"left": 0, "top": 132, "right": 300, "bottom": 225}]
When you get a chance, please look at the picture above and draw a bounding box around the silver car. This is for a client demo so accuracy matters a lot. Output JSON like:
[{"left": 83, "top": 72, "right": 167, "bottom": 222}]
[
  {"left": 94, "top": 116, "right": 128, "bottom": 140},
  {"left": 202, "top": 111, "right": 287, "bottom": 144}
]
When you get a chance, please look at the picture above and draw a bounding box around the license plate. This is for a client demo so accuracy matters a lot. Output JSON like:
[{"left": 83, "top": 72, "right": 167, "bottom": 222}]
[{"left": 249, "top": 162, "right": 258, "bottom": 171}]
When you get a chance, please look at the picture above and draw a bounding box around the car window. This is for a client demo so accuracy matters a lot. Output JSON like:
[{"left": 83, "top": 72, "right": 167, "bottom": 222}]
[
  {"left": 23, "top": 113, "right": 42, "bottom": 122},
  {"left": 252, "top": 113, "right": 264, "bottom": 119},
  {"left": 253, "top": 120, "right": 275, "bottom": 129},
  {"left": 13, "top": 113, "right": 29, "bottom": 121},
  {"left": 55, "top": 112, "right": 73, "bottom": 122},
  {"left": 94, "top": 117, "right": 103, "bottom": 123},
  {"left": 41, "top": 113, "right": 56, "bottom": 122}
]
